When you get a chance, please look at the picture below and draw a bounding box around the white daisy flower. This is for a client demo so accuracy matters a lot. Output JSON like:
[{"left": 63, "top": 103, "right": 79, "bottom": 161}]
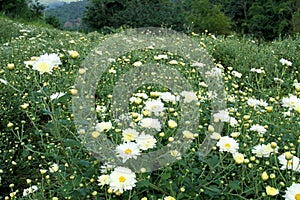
[
  {"left": 139, "top": 118, "right": 162, "bottom": 131},
  {"left": 95, "top": 121, "right": 112, "bottom": 132},
  {"left": 122, "top": 128, "right": 140, "bottom": 142},
  {"left": 144, "top": 99, "right": 165, "bottom": 116},
  {"left": 50, "top": 92, "right": 66, "bottom": 100},
  {"left": 180, "top": 91, "right": 197, "bottom": 103},
  {"left": 23, "top": 185, "right": 38, "bottom": 197},
  {"left": 252, "top": 144, "right": 276, "bottom": 158},
  {"left": 159, "top": 92, "right": 179, "bottom": 103},
  {"left": 97, "top": 175, "right": 110, "bottom": 186},
  {"left": 213, "top": 110, "right": 230, "bottom": 122},
  {"left": 216, "top": 136, "right": 239, "bottom": 154},
  {"left": 282, "top": 94, "right": 300, "bottom": 110},
  {"left": 278, "top": 153, "right": 300, "bottom": 172},
  {"left": 136, "top": 134, "right": 157, "bottom": 150},
  {"left": 116, "top": 142, "right": 141, "bottom": 163},
  {"left": 250, "top": 124, "right": 267, "bottom": 135},
  {"left": 283, "top": 183, "right": 300, "bottom": 200},
  {"left": 109, "top": 167, "right": 137, "bottom": 193},
  {"left": 32, "top": 53, "right": 61, "bottom": 74}
]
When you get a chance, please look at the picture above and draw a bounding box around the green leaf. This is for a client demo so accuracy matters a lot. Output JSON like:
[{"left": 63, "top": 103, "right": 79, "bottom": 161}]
[
  {"left": 229, "top": 180, "right": 240, "bottom": 191},
  {"left": 207, "top": 155, "right": 219, "bottom": 168},
  {"left": 204, "top": 185, "right": 221, "bottom": 196}
]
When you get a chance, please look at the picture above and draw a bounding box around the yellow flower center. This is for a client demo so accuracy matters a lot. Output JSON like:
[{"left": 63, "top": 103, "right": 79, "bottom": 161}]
[
  {"left": 124, "top": 133, "right": 134, "bottom": 141},
  {"left": 124, "top": 148, "right": 132, "bottom": 155},
  {"left": 295, "top": 194, "right": 300, "bottom": 200},
  {"left": 225, "top": 143, "right": 231, "bottom": 149},
  {"left": 119, "top": 176, "right": 126, "bottom": 183},
  {"left": 151, "top": 105, "right": 157, "bottom": 110},
  {"left": 38, "top": 61, "right": 50, "bottom": 72}
]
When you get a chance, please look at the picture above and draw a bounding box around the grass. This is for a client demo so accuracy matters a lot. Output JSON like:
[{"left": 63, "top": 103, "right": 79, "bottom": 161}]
[{"left": 0, "top": 17, "right": 300, "bottom": 200}]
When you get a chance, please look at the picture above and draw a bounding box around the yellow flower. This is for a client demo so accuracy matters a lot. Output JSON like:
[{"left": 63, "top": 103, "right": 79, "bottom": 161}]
[
  {"left": 70, "top": 89, "right": 78, "bottom": 95},
  {"left": 208, "top": 125, "right": 214, "bottom": 133},
  {"left": 68, "top": 50, "right": 79, "bottom": 59},
  {"left": 261, "top": 171, "right": 269, "bottom": 181},
  {"left": 233, "top": 153, "right": 244, "bottom": 164},
  {"left": 20, "top": 103, "right": 29, "bottom": 109},
  {"left": 295, "top": 104, "right": 300, "bottom": 114},
  {"left": 40, "top": 169, "right": 47, "bottom": 174},
  {"left": 169, "top": 60, "right": 178, "bottom": 65},
  {"left": 285, "top": 151, "right": 293, "bottom": 160},
  {"left": 243, "top": 115, "right": 250, "bottom": 120},
  {"left": 168, "top": 120, "right": 177, "bottom": 129},
  {"left": 7, "top": 63, "right": 15, "bottom": 70},
  {"left": 265, "top": 106, "right": 273, "bottom": 112},
  {"left": 91, "top": 131, "right": 100, "bottom": 138},
  {"left": 7, "top": 122, "right": 14, "bottom": 128},
  {"left": 266, "top": 186, "right": 279, "bottom": 196},
  {"left": 164, "top": 196, "right": 176, "bottom": 200}
]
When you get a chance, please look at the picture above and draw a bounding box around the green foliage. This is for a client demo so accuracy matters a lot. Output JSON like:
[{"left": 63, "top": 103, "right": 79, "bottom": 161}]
[
  {"left": 185, "top": 0, "right": 232, "bottom": 34},
  {"left": 292, "top": 0, "right": 300, "bottom": 33},
  {"left": 45, "top": 0, "right": 89, "bottom": 31},
  {"left": 45, "top": 15, "right": 61, "bottom": 29},
  {"left": 0, "top": 17, "right": 23, "bottom": 43},
  {"left": 1, "top": 20, "right": 300, "bottom": 199},
  {"left": 247, "top": 0, "right": 294, "bottom": 40},
  {"left": 215, "top": 0, "right": 298, "bottom": 40},
  {"left": 0, "top": 0, "right": 45, "bottom": 20},
  {"left": 84, "top": 0, "right": 187, "bottom": 32}
]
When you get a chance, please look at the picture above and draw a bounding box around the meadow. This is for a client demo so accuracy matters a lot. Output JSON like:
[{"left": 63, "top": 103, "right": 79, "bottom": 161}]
[{"left": 0, "top": 17, "right": 300, "bottom": 200}]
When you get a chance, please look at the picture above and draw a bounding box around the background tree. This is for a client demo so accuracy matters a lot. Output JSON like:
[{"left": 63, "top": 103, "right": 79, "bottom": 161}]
[
  {"left": 82, "top": 0, "right": 299, "bottom": 39},
  {"left": 184, "top": 0, "right": 232, "bottom": 34},
  {"left": 247, "top": 0, "right": 294, "bottom": 39},
  {"left": 291, "top": 0, "right": 300, "bottom": 33},
  {"left": 83, "top": 0, "right": 186, "bottom": 32},
  {"left": 0, "top": 0, "right": 44, "bottom": 19},
  {"left": 45, "top": 15, "right": 61, "bottom": 29}
]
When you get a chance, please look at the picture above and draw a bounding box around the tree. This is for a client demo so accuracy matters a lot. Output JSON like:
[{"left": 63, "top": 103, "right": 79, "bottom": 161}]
[
  {"left": 83, "top": 0, "right": 186, "bottom": 32},
  {"left": 184, "top": 0, "right": 231, "bottom": 34},
  {"left": 0, "top": 0, "right": 44, "bottom": 19},
  {"left": 247, "top": 0, "right": 294, "bottom": 40},
  {"left": 46, "top": 15, "right": 61, "bottom": 29},
  {"left": 28, "top": 0, "right": 45, "bottom": 18},
  {"left": 290, "top": 0, "right": 300, "bottom": 33}
]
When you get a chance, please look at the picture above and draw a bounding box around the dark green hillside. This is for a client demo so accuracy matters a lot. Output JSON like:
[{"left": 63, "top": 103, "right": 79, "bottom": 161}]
[{"left": 45, "top": 0, "right": 89, "bottom": 30}]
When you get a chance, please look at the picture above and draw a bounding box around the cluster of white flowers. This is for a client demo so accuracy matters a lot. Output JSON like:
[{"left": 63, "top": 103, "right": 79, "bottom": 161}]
[
  {"left": 247, "top": 98, "right": 268, "bottom": 108},
  {"left": 95, "top": 89, "right": 199, "bottom": 193},
  {"left": 250, "top": 68, "right": 265, "bottom": 74},
  {"left": 231, "top": 70, "right": 242, "bottom": 78},
  {"left": 279, "top": 58, "right": 292, "bottom": 66},
  {"left": 252, "top": 143, "right": 277, "bottom": 158},
  {"left": 116, "top": 128, "right": 157, "bottom": 163},
  {"left": 249, "top": 124, "right": 267, "bottom": 135},
  {"left": 282, "top": 94, "right": 300, "bottom": 113},
  {"left": 98, "top": 166, "right": 137, "bottom": 194},
  {"left": 23, "top": 185, "right": 38, "bottom": 197},
  {"left": 213, "top": 109, "right": 238, "bottom": 127}
]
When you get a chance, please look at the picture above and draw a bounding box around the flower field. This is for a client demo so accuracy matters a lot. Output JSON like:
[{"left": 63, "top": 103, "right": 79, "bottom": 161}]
[{"left": 0, "top": 17, "right": 300, "bottom": 200}]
